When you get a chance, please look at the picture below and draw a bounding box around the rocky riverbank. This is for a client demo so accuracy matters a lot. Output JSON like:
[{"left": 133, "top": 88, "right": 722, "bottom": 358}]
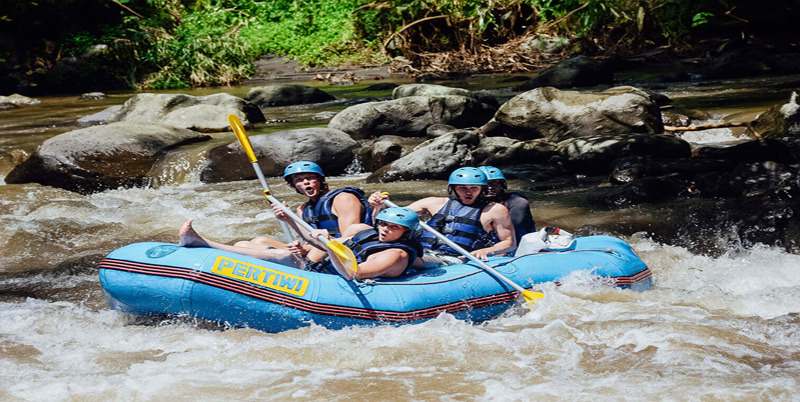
[{"left": 4, "top": 53, "right": 800, "bottom": 253}]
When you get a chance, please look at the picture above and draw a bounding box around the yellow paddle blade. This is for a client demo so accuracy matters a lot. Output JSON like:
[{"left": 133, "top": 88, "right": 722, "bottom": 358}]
[
  {"left": 326, "top": 239, "right": 359, "bottom": 273},
  {"left": 227, "top": 114, "right": 258, "bottom": 163},
  {"left": 522, "top": 290, "right": 544, "bottom": 309}
]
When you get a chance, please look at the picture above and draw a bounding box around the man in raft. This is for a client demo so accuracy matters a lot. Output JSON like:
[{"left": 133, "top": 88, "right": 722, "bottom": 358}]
[
  {"left": 369, "top": 167, "right": 516, "bottom": 266},
  {"left": 178, "top": 206, "right": 423, "bottom": 280},
  {"left": 233, "top": 160, "right": 372, "bottom": 252},
  {"left": 478, "top": 166, "right": 536, "bottom": 245}
]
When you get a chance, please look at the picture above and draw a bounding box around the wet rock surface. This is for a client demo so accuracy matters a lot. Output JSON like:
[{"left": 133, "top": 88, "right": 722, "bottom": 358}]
[{"left": 5, "top": 122, "right": 211, "bottom": 194}]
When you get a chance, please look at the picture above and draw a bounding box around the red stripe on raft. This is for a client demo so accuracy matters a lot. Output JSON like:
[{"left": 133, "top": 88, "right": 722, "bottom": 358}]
[
  {"left": 99, "top": 259, "right": 652, "bottom": 322},
  {"left": 613, "top": 267, "right": 652, "bottom": 286},
  {"left": 98, "top": 259, "right": 518, "bottom": 322}
]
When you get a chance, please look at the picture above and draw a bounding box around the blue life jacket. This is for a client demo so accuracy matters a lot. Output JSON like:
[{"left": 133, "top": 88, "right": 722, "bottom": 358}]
[
  {"left": 344, "top": 228, "right": 423, "bottom": 272},
  {"left": 302, "top": 187, "right": 372, "bottom": 238},
  {"left": 419, "top": 197, "right": 494, "bottom": 254},
  {"left": 307, "top": 228, "right": 422, "bottom": 276}
]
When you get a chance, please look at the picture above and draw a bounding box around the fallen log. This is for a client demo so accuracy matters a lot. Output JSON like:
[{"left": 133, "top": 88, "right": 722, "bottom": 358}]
[{"left": 664, "top": 122, "right": 750, "bottom": 132}]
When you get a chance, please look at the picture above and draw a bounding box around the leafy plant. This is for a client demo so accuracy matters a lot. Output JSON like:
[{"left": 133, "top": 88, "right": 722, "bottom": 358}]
[
  {"left": 49, "top": 0, "right": 727, "bottom": 89},
  {"left": 692, "top": 12, "right": 714, "bottom": 27}
]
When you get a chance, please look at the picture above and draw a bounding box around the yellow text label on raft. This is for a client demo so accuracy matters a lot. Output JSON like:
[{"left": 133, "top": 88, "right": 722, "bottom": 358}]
[{"left": 211, "top": 256, "right": 309, "bottom": 297}]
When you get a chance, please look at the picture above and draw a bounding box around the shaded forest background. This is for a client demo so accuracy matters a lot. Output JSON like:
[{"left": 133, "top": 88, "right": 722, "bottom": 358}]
[{"left": 1, "top": 0, "right": 799, "bottom": 95}]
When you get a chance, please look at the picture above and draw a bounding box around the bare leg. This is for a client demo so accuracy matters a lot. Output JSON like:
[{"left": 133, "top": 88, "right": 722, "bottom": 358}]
[
  {"left": 179, "top": 219, "right": 210, "bottom": 247},
  {"left": 178, "top": 219, "right": 302, "bottom": 268},
  {"left": 234, "top": 236, "right": 287, "bottom": 249}
]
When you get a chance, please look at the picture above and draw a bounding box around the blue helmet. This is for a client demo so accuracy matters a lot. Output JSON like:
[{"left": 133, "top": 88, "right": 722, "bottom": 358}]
[
  {"left": 479, "top": 166, "right": 506, "bottom": 181},
  {"left": 376, "top": 207, "right": 419, "bottom": 231},
  {"left": 448, "top": 167, "right": 488, "bottom": 186},
  {"left": 283, "top": 161, "right": 324, "bottom": 182}
]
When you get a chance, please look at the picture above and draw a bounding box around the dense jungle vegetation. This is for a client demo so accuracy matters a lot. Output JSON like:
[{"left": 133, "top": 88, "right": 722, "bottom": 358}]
[{"left": 1, "top": 0, "right": 798, "bottom": 93}]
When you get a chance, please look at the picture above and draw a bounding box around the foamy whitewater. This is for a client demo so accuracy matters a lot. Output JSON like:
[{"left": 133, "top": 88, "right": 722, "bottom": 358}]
[
  {"left": 2, "top": 242, "right": 799, "bottom": 401},
  {"left": 2, "top": 179, "right": 799, "bottom": 401}
]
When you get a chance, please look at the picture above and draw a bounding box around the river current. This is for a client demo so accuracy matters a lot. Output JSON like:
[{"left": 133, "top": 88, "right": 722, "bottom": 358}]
[{"left": 1, "top": 72, "right": 799, "bottom": 401}]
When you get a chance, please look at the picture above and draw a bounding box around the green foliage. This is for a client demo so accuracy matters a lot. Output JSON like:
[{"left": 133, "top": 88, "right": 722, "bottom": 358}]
[
  {"left": 692, "top": 12, "right": 714, "bottom": 27},
  {"left": 524, "top": 0, "right": 718, "bottom": 49},
  {"left": 55, "top": 0, "right": 384, "bottom": 89},
  {"left": 137, "top": 1, "right": 256, "bottom": 88},
  {"left": 236, "top": 0, "right": 384, "bottom": 68},
  {"left": 49, "top": 0, "right": 725, "bottom": 89},
  {"left": 350, "top": 0, "right": 721, "bottom": 54}
]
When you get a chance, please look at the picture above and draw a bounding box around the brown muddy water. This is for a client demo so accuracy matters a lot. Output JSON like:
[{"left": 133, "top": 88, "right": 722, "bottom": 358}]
[{"left": 1, "top": 73, "right": 799, "bottom": 401}]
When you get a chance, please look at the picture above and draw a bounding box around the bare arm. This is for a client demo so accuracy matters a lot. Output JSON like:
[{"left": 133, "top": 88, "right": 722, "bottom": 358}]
[
  {"left": 304, "top": 223, "right": 371, "bottom": 262},
  {"left": 367, "top": 191, "right": 388, "bottom": 220},
  {"left": 331, "top": 192, "right": 365, "bottom": 233},
  {"left": 271, "top": 202, "right": 313, "bottom": 246},
  {"left": 472, "top": 203, "right": 516, "bottom": 259},
  {"left": 405, "top": 196, "right": 448, "bottom": 218},
  {"left": 327, "top": 247, "right": 410, "bottom": 280}
]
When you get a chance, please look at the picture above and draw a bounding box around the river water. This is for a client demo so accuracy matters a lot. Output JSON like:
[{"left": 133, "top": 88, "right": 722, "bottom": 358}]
[{"left": 1, "top": 72, "right": 799, "bottom": 401}]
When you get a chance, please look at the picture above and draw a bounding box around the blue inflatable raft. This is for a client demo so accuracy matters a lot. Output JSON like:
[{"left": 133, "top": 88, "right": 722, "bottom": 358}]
[{"left": 98, "top": 235, "right": 652, "bottom": 333}]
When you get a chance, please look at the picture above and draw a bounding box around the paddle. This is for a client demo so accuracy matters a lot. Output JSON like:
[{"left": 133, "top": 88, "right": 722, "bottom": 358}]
[
  {"left": 382, "top": 196, "right": 543, "bottom": 307},
  {"left": 228, "top": 114, "right": 294, "bottom": 243},
  {"left": 228, "top": 114, "right": 359, "bottom": 278}
]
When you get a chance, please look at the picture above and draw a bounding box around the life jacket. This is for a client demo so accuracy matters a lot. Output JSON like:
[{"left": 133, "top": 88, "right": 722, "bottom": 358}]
[
  {"left": 344, "top": 228, "right": 423, "bottom": 272},
  {"left": 308, "top": 228, "right": 423, "bottom": 276},
  {"left": 301, "top": 187, "right": 372, "bottom": 238},
  {"left": 499, "top": 192, "right": 527, "bottom": 210},
  {"left": 491, "top": 192, "right": 535, "bottom": 249},
  {"left": 418, "top": 197, "right": 494, "bottom": 254}
]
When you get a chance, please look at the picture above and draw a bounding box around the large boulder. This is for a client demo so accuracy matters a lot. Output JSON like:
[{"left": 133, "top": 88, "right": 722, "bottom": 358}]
[
  {"left": 556, "top": 133, "right": 692, "bottom": 174},
  {"left": 696, "top": 138, "right": 800, "bottom": 165},
  {"left": 392, "top": 83, "right": 500, "bottom": 108},
  {"left": 750, "top": 92, "right": 800, "bottom": 139},
  {"left": 329, "top": 95, "right": 497, "bottom": 140},
  {"left": 366, "top": 129, "right": 481, "bottom": 182},
  {"left": 585, "top": 176, "right": 689, "bottom": 208},
  {"left": 79, "top": 93, "right": 265, "bottom": 132},
  {"left": 200, "top": 127, "right": 358, "bottom": 183},
  {"left": 702, "top": 48, "right": 800, "bottom": 79},
  {"left": 359, "top": 135, "right": 425, "bottom": 172},
  {"left": 77, "top": 105, "right": 122, "bottom": 126},
  {"left": 472, "top": 136, "right": 558, "bottom": 167},
  {"left": 0, "top": 93, "right": 41, "bottom": 107},
  {"left": 608, "top": 156, "right": 736, "bottom": 184},
  {"left": 490, "top": 86, "right": 663, "bottom": 141},
  {"left": 245, "top": 84, "right": 336, "bottom": 107},
  {"left": 694, "top": 161, "right": 800, "bottom": 198},
  {"left": 5, "top": 122, "right": 210, "bottom": 194},
  {"left": 517, "top": 55, "right": 613, "bottom": 90}
]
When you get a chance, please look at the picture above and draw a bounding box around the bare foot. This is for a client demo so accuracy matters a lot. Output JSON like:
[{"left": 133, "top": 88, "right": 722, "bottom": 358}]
[{"left": 179, "top": 219, "right": 209, "bottom": 247}]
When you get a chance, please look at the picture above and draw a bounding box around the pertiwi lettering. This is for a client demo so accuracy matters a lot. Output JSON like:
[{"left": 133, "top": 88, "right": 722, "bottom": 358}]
[{"left": 211, "top": 256, "right": 309, "bottom": 296}]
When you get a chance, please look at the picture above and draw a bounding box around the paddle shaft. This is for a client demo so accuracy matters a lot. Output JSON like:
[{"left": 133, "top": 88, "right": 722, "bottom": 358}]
[
  {"left": 227, "top": 114, "right": 358, "bottom": 278},
  {"left": 268, "top": 192, "right": 360, "bottom": 278},
  {"left": 382, "top": 199, "right": 538, "bottom": 299},
  {"left": 265, "top": 194, "right": 328, "bottom": 243},
  {"left": 227, "top": 115, "right": 294, "bottom": 242}
]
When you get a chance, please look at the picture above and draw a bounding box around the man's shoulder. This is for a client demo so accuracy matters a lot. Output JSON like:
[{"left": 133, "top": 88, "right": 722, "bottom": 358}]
[
  {"left": 332, "top": 189, "right": 365, "bottom": 203},
  {"left": 483, "top": 200, "right": 510, "bottom": 216},
  {"left": 505, "top": 193, "right": 531, "bottom": 207}
]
